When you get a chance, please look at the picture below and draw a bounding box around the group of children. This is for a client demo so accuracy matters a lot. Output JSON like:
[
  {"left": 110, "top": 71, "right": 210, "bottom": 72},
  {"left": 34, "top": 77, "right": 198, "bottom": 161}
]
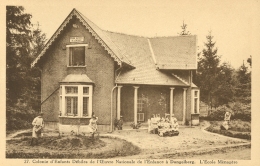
[{"left": 157, "top": 115, "right": 179, "bottom": 137}]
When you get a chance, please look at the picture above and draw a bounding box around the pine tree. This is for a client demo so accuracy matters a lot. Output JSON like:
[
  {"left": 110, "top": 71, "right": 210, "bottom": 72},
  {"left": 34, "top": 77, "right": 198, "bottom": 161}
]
[
  {"left": 214, "top": 62, "right": 235, "bottom": 105},
  {"left": 195, "top": 31, "right": 220, "bottom": 108},
  {"left": 178, "top": 21, "right": 191, "bottom": 35},
  {"left": 235, "top": 59, "right": 251, "bottom": 104}
]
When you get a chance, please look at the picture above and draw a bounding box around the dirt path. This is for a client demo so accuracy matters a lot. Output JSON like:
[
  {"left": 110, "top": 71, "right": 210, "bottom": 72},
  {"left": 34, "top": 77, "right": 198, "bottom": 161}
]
[{"left": 6, "top": 121, "right": 251, "bottom": 159}]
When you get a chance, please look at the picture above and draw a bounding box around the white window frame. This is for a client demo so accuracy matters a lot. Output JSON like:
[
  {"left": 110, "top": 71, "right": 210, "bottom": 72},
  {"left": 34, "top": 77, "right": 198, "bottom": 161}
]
[
  {"left": 137, "top": 113, "right": 144, "bottom": 122},
  {"left": 66, "top": 44, "right": 88, "bottom": 67},
  {"left": 191, "top": 89, "right": 200, "bottom": 114},
  {"left": 60, "top": 85, "right": 93, "bottom": 118}
]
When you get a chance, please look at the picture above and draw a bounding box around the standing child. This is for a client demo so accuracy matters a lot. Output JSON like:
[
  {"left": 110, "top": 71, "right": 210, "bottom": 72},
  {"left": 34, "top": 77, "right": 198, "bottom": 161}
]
[
  {"left": 31, "top": 112, "right": 44, "bottom": 146},
  {"left": 89, "top": 114, "right": 98, "bottom": 133}
]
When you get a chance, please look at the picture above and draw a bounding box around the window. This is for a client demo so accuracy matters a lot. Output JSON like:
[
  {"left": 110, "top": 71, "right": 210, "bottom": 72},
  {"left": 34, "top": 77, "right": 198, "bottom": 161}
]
[
  {"left": 137, "top": 113, "right": 144, "bottom": 122},
  {"left": 66, "top": 44, "right": 88, "bottom": 67},
  {"left": 60, "top": 85, "right": 92, "bottom": 117},
  {"left": 192, "top": 90, "right": 200, "bottom": 114},
  {"left": 137, "top": 99, "right": 144, "bottom": 112}
]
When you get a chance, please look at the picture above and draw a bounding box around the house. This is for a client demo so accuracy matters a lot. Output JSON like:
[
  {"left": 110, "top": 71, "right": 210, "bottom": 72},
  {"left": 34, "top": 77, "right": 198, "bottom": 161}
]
[{"left": 31, "top": 9, "right": 200, "bottom": 133}]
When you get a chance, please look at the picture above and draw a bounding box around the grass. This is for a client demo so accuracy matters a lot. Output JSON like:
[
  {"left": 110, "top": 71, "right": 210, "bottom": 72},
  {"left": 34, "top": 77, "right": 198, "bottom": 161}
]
[
  {"left": 6, "top": 135, "right": 141, "bottom": 158},
  {"left": 205, "top": 120, "right": 251, "bottom": 140}
]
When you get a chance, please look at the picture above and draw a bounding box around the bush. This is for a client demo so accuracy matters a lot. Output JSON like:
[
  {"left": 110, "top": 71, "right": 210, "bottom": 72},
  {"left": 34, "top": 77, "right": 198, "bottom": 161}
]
[
  {"left": 206, "top": 121, "right": 251, "bottom": 140},
  {"left": 229, "top": 119, "right": 251, "bottom": 132},
  {"left": 230, "top": 102, "right": 251, "bottom": 121},
  {"left": 207, "top": 103, "right": 251, "bottom": 122},
  {"left": 207, "top": 106, "right": 232, "bottom": 121},
  {"left": 6, "top": 103, "right": 38, "bottom": 131}
]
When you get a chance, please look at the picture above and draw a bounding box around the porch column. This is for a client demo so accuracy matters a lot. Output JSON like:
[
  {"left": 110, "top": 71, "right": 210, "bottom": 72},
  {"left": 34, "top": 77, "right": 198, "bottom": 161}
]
[
  {"left": 170, "top": 87, "right": 175, "bottom": 120},
  {"left": 183, "top": 88, "right": 187, "bottom": 124},
  {"left": 117, "top": 86, "right": 123, "bottom": 120},
  {"left": 133, "top": 86, "right": 139, "bottom": 125}
]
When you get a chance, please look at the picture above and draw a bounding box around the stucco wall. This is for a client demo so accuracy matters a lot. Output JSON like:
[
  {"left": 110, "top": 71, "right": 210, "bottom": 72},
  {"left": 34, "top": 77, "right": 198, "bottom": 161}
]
[{"left": 41, "top": 17, "right": 115, "bottom": 126}]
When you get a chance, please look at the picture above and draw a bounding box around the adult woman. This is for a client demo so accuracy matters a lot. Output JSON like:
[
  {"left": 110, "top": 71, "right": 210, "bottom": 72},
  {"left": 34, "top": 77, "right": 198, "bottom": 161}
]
[{"left": 31, "top": 112, "right": 44, "bottom": 146}]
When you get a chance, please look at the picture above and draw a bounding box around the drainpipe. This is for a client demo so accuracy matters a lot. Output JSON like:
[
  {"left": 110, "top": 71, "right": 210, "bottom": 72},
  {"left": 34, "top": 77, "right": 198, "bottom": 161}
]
[
  {"left": 190, "top": 70, "right": 193, "bottom": 127},
  {"left": 110, "top": 85, "right": 118, "bottom": 132},
  {"left": 110, "top": 65, "right": 123, "bottom": 132}
]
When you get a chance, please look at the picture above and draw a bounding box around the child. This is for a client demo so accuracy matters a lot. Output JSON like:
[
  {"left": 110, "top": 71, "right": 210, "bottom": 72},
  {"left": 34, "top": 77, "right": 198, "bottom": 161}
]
[
  {"left": 89, "top": 114, "right": 98, "bottom": 133},
  {"left": 31, "top": 112, "right": 44, "bottom": 146}
]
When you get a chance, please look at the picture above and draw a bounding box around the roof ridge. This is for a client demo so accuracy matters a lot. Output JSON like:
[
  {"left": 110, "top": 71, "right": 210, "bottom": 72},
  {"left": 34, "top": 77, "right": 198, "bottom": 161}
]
[
  {"left": 147, "top": 38, "right": 157, "bottom": 65},
  {"left": 76, "top": 10, "right": 133, "bottom": 65},
  {"left": 149, "top": 35, "right": 196, "bottom": 39}
]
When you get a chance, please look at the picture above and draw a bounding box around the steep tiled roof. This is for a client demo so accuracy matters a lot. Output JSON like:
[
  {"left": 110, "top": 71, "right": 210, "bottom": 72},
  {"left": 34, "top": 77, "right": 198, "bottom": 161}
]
[
  {"left": 31, "top": 9, "right": 133, "bottom": 68},
  {"left": 106, "top": 32, "right": 189, "bottom": 86},
  {"left": 32, "top": 8, "right": 197, "bottom": 86},
  {"left": 149, "top": 36, "right": 197, "bottom": 69}
]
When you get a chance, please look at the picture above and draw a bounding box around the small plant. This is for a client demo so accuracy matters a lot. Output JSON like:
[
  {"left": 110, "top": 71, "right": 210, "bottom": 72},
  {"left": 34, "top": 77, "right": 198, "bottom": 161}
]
[{"left": 130, "top": 122, "right": 141, "bottom": 129}]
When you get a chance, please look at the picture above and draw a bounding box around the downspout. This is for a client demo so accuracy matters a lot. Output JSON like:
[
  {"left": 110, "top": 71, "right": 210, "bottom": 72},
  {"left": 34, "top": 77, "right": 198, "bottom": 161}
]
[
  {"left": 190, "top": 70, "right": 193, "bottom": 127},
  {"left": 110, "top": 65, "right": 123, "bottom": 132},
  {"left": 110, "top": 85, "right": 118, "bottom": 132}
]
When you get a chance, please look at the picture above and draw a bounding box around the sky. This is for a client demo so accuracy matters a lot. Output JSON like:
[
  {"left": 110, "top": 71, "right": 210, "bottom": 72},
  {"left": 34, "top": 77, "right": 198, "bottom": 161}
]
[{"left": 4, "top": 0, "right": 260, "bottom": 68}]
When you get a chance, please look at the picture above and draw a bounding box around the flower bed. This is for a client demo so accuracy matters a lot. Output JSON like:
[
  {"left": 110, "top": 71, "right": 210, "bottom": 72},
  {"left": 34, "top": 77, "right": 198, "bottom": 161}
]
[
  {"left": 6, "top": 135, "right": 141, "bottom": 158},
  {"left": 205, "top": 121, "right": 251, "bottom": 140}
]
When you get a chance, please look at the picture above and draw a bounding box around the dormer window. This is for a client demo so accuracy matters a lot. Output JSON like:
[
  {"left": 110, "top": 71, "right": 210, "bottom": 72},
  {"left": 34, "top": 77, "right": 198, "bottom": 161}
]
[{"left": 66, "top": 44, "right": 88, "bottom": 67}]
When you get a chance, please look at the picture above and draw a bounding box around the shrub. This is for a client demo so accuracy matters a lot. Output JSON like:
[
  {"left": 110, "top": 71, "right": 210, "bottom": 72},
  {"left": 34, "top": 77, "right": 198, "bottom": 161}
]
[
  {"left": 229, "top": 119, "right": 251, "bottom": 132},
  {"left": 230, "top": 102, "right": 251, "bottom": 121},
  {"left": 207, "top": 103, "right": 251, "bottom": 122},
  {"left": 6, "top": 103, "right": 38, "bottom": 131},
  {"left": 206, "top": 121, "right": 251, "bottom": 140},
  {"left": 207, "top": 106, "right": 232, "bottom": 121},
  {"left": 207, "top": 120, "right": 251, "bottom": 139}
]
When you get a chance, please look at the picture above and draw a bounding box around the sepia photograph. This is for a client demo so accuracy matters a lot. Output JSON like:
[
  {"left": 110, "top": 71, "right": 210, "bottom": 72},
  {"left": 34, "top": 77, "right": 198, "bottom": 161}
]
[{"left": 2, "top": 0, "right": 260, "bottom": 165}]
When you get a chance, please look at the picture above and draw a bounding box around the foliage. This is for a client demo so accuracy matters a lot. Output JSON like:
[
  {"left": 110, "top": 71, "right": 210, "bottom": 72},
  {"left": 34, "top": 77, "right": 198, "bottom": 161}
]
[
  {"left": 178, "top": 21, "right": 191, "bottom": 35},
  {"left": 213, "top": 62, "right": 236, "bottom": 106},
  {"left": 194, "top": 32, "right": 221, "bottom": 108},
  {"left": 228, "top": 120, "right": 251, "bottom": 132},
  {"left": 207, "top": 103, "right": 251, "bottom": 122},
  {"left": 234, "top": 60, "right": 251, "bottom": 104},
  {"left": 6, "top": 6, "right": 46, "bottom": 131},
  {"left": 130, "top": 122, "right": 142, "bottom": 129},
  {"left": 6, "top": 102, "right": 38, "bottom": 130},
  {"left": 114, "top": 118, "right": 123, "bottom": 130},
  {"left": 194, "top": 31, "right": 252, "bottom": 108},
  {"left": 229, "top": 102, "right": 251, "bottom": 121},
  {"left": 6, "top": 136, "right": 141, "bottom": 158},
  {"left": 206, "top": 121, "right": 251, "bottom": 140},
  {"left": 207, "top": 105, "right": 232, "bottom": 121}
]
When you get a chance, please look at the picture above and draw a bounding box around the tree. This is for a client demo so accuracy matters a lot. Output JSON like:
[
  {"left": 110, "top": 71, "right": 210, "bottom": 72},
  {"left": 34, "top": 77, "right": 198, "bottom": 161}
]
[
  {"left": 194, "top": 31, "right": 220, "bottom": 108},
  {"left": 6, "top": 6, "right": 32, "bottom": 106},
  {"left": 214, "top": 62, "right": 235, "bottom": 106},
  {"left": 235, "top": 59, "right": 251, "bottom": 104},
  {"left": 178, "top": 21, "right": 191, "bottom": 35},
  {"left": 6, "top": 6, "right": 46, "bottom": 130}
]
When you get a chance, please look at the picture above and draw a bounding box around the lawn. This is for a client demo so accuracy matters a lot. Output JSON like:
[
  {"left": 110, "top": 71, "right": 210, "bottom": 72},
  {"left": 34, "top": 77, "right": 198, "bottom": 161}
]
[
  {"left": 205, "top": 120, "right": 251, "bottom": 140},
  {"left": 6, "top": 133, "right": 141, "bottom": 158}
]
